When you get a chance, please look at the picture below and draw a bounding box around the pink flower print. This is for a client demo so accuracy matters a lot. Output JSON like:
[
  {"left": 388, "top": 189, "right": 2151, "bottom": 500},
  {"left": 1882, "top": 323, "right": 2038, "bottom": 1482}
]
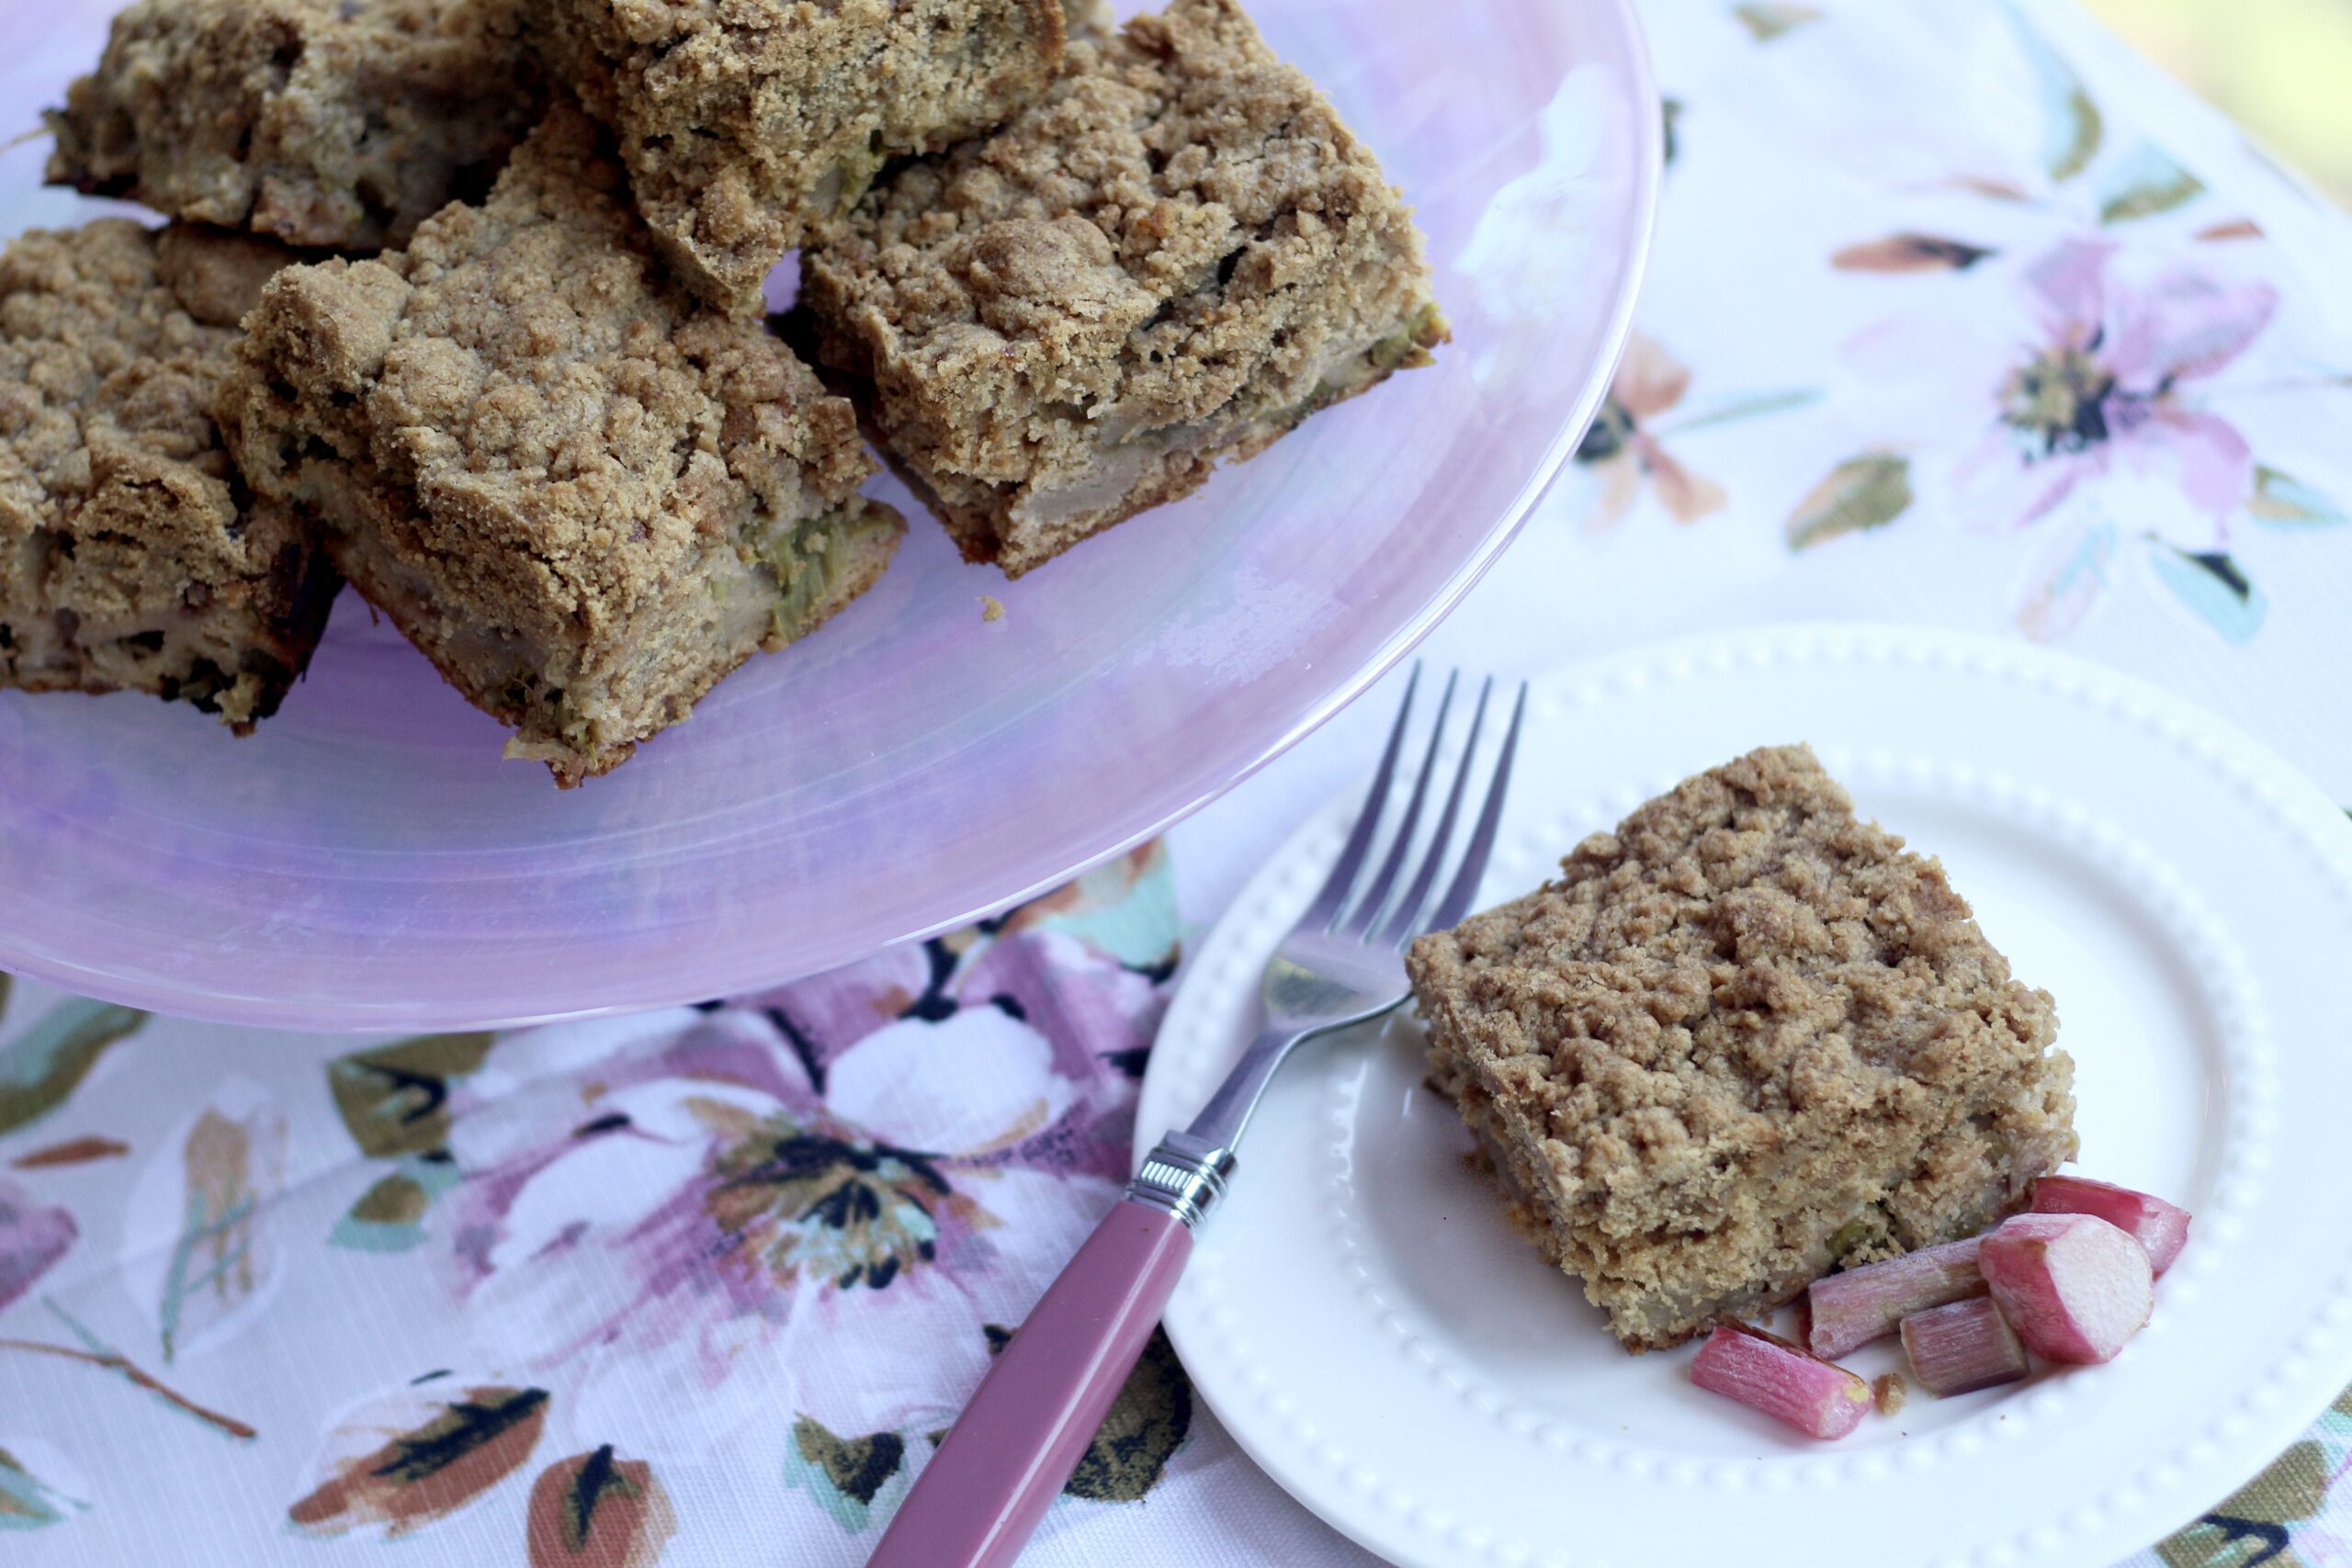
[
  {"left": 425, "top": 852, "right": 1177, "bottom": 1456},
  {"left": 1960, "top": 239, "right": 2275, "bottom": 538},
  {"left": 1576, "top": 334, "right": 1730, "bottom": 529},
  {"left": 439, "top": 1005, "right": 1119, "bottom": 1447},
  {"left": 0, "top": 1180, "right": 77, "bottom": 1311}
]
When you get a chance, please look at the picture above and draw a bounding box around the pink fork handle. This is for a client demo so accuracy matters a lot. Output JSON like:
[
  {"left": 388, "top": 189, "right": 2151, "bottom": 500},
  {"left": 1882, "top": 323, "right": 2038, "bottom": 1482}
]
[{"left": 866, "top": 1198, "right": 1193, "bottom": 1568}]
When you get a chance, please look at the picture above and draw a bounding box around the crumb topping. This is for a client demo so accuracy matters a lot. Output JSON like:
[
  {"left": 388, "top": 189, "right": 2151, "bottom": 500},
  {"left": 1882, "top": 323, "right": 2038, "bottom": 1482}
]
[
  {"left": 47, "top": 0, "right": 543, "bottom": 251},
  {"left": 811, "top": 0, "right": 1434, "bottom": 459},
  {"left": 1408, "top": 745, "right": 2076, "bottom": 1350},
  {"left": 3, "top": 220, "right": 276, "bottom": 551},
  {"left": 1, "top": 220, "right": 334, "bottom": 728},
  {"left": 228, "top": 105, "right": 874, "bottom": 642},
  {"left": 539, "top": 0, "right": 1063, "bottom": 311}
]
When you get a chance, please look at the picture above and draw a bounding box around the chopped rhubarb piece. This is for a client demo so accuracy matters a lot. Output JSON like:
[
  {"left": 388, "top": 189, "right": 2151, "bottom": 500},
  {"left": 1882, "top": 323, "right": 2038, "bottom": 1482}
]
[
  {"left": 1690, "top": 1325, "right": 1872, "bottom": 1439},
  {"left": 1805, "top": 1237, "right": 1984, "bottom": 1359},
  {"left": 1979, "top": 1213, "right": 2152, "bottom": 1364},
  {"left": 1899, "top": 1297, "right": 2030, "bottom": 1396},
  {"left": 1871, "top": 1371, "right": 1907, "bottom": 1416},
  {"left": 2030, "top": 1175, "right": 2191, "bottom": 1275}
]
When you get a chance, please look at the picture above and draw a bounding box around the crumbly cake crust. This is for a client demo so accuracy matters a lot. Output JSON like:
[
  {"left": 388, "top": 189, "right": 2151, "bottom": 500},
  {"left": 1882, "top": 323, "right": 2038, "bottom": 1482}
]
[
  {"left": 47, "top": 0, "right": 543, "bottom": 252},
  {"left": 537, "top": 0, "right": 1063, "bottom": 315},
  {"left": 803, "top": 0, "right": 1444, "bottom": 578},
  {"left": 0, "top": 220, "right": 338, "bottom": 731},
  {"left": 220, "top": 105, "right": 900, "bottom": 784},
  {"left": 1406, "top": 745, "right": 2077, "bottom": 1353}
]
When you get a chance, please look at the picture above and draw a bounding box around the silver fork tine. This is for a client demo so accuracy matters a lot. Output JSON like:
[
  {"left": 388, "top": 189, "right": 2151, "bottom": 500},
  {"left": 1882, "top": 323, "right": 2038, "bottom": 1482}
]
[
  {"left": 1374, "top": 676, "right": 1492, "bottom": 946},
  {"left": 1415, "top": 681, "right": 1529, "bottom": 940},
  {"left": 1299, "top": 665, "right": 1420, "bottom": 931},
  {"left": 1335, "top": 671, "right": 1458, "bottom": 938}
]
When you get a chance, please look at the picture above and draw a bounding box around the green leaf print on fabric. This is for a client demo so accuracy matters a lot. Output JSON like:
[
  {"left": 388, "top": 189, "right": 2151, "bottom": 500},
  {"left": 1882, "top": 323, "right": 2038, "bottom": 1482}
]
[
  {"left": 1831, "top": 234, "right": 1995, "bottom": 273},
  {"left": 2248, "top": 466, "right": 2348, "bottom": 529},
  {"left": 324, "top": 1032, "right": 487, "bottom": 1254},
  {"left": 2157, "top": 1438, "right": 2325, "bottom": 1568},
  {"left": 0, "top": 1445, "right": 87, "bottom": 1530},
  {"left": 1733, "top": 3, "right": 1820, "bottom": 41},
  {"left": 1661, "top": 389, "right": 1823, "bottom": 437},
  {"left": 152, "top": 1088, "right": 286, "bottom": 1361},
  {"left": 993, "top": 843, "right": 1179, "bottom": 969},
  {"left": 289, "top": 1384, "right": 549, "bottom": 1539},
  {"left": 526, "top": 1446, "right": 675, "bottom": 1568},
  {"left": 1786, "top": 454, "right": 1914, "bottom": 549},
  {"left": 327, "top": 1032, "right": 495, "bottom": 1159},
  {"left": 348, "top": 1173, "right": 432, "bottom": 1228},
  {"left": 2159, "top": 1529, "right": 2309, "bottom": 1568},
  {"left": 0, "top": 1000, "right": 145, "bottom": 1139},
  {"left": 1063, "top": 1326, "right": 1193, "bottom": 1503},
  {"left": 2218, "top": 1439, "right": 2331, "bottom": 1525},
  {"left": 330, "top": 1156, "right": 460, "bottom": 1254},
  {"left": 2149, "top": 543, "right": 2267, "bottom": 643},
  {"left": 2018, "top": 523, "right": 2119, "bottom": 642},
  {"left": 2098, "top": 143, "right": 2207, "bottom": 224},
  {"left": 2050, "top": 86, "right": 2103, "bottom": 182},
  {"left": 786, "top": 1416, "right": 908, "bottom": 1532},
  {"left": 2004, "top": 4, "right": 2102, "bottom": 181},
  {"left": 956, "top": 1322, "right": 1192, "bottom": 1504}
]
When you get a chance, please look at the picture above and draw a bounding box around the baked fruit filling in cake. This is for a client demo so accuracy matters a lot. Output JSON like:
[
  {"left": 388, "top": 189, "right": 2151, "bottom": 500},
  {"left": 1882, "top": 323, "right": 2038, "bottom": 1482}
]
[
  {"left": 537, "top": 0, "right": 1066, "bottom": 314},
  {"left": 221, "top": 105, "right": 901, "bottom": 784},
  {"left": 802, "top": 0, "right": 1446, "bottom": 578},
  {"left": 1407, "top": 744, "right": 2078, "bottom": 1353},
  {"left": 46, "top": 0, "right": 544, "bottom": 252},
  {"left": 0, "top": 220, "right": 339, "bottom": 730}
]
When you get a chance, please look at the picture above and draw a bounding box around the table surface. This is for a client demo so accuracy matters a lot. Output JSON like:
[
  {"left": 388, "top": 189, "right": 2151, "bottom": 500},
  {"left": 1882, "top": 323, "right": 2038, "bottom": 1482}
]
[{"left": 6, "top": 0, "right": 2351, "bottom": 1565}]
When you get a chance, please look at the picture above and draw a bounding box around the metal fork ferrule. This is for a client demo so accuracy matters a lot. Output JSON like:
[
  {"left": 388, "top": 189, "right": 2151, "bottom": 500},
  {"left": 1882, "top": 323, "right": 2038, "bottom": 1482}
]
[{"left": 1125, "top": 1133, "right": 1238, "bottom": 1229}]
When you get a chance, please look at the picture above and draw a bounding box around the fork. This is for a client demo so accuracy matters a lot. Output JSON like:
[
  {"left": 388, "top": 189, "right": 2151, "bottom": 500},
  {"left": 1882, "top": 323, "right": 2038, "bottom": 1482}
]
[{"left": 867, "top": 668, "right": 1526, "bottom": 1568}]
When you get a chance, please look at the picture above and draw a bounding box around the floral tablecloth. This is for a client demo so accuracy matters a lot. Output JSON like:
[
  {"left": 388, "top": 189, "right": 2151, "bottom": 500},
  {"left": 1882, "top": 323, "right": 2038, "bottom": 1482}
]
[{"left": 6, "top": 1, "right": 2352, "bottom": 1565}]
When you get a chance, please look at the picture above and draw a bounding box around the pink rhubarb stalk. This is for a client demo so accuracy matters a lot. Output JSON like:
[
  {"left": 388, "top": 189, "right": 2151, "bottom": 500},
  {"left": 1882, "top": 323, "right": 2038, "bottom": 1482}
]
[
  {"left": 1690, "top": 1325, "right": 1872, "bottom": 1439},
  {"left": 1899, "top": 1297, "right": 2030, "bottom": 1396},
  {"left": 2030, "top": 1175, "right": 2191, "bottom": 1275},
  {"left": 1805, "top": 1237, "right": 1984, "bottom": 1359},
  {"left": 1979, "top": 1213, "right": 2152, "bottom": 1365}
]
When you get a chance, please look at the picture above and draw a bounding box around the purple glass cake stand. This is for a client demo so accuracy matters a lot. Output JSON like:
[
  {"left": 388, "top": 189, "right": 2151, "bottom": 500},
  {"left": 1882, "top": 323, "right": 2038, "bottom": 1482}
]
[{"left": 0, "top": 0, "right": 1657, "bottom": 1029}]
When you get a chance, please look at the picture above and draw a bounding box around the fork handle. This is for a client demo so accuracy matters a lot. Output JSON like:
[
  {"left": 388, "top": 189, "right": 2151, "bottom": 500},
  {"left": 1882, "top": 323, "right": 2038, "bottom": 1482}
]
[{"left": 866, "top": 1198, "right": 1192, "bottom": 1568}]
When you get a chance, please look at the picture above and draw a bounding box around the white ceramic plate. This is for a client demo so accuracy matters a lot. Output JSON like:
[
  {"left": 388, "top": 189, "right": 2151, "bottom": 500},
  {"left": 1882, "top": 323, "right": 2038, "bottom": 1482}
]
[{"left": 1135, "top": 624, "right": 2352, "bottom": 1568}]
